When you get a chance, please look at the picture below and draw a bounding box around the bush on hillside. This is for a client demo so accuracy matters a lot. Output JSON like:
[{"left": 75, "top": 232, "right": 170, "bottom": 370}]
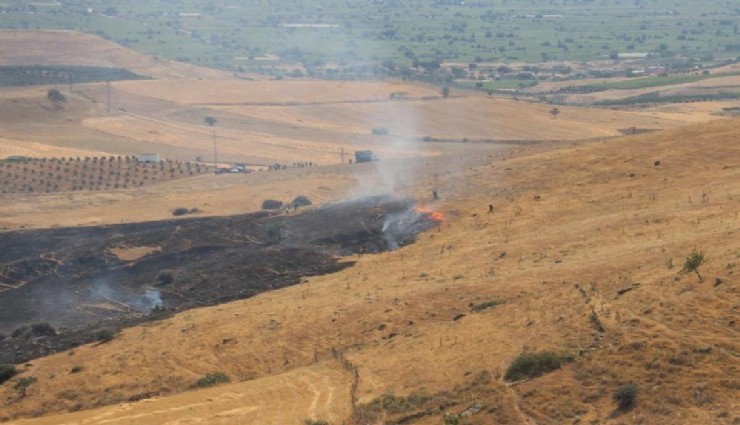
[
  {"left": 30, "top": 322, "right": 56, "bottom": 337},
  {"left": 504, "top": 351, "right": 566, "bottom": 381},
  {"left": 0, "top": 364, "right": 18, "bottom": 385},
  {"left": 11, "top": 326, "right": 31, "bottom": 339},
  {"left": 172, "top": 207, "right": 190, "bottom": 216},
  {"left": 195, "top": 372, "right": 230, "bottom": 388},
  {"left": 14, "top": 376, "right": 38, "bottom": 396},
  {"left": 156, "top": 269, "right": 175, "bottom": 285},
  {"left": 94, "top": 328, "right": 116, "bottom": 343},
  {"left": 613, "top": 383, "right": 639, "bottom": 410},
  {"left": 262, "top": 199, "right": 283, "bottom": 210},
  {"left": 292, "top": 195, "right": 312, "bottom": 207}
]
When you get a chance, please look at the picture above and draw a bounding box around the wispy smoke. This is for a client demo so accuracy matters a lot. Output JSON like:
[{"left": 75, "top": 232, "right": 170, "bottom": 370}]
[
  {"left": 381, "top": 207, "right": 430, "bottom": 250},
  {"left": 89, "top": 278, "right": 163, "bottom": 313},
  {"left": 131, "top": 289, "right": 163, "bottom": 312}
]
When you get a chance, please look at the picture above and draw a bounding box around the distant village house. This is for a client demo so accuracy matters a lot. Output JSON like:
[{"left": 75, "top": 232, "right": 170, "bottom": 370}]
[{"left": 137, "top": 153, "right": 160, "bottom": 163}]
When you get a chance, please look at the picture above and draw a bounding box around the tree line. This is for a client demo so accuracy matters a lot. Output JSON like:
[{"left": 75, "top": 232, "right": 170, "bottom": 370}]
[{"left": 0, "top": 65, "right": 148, "bottom": 87}]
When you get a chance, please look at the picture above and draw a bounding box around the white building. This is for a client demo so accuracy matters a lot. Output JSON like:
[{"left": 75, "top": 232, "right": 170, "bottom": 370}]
[{"left": 137, "top": 153, "right": 160, "bottom": 163}]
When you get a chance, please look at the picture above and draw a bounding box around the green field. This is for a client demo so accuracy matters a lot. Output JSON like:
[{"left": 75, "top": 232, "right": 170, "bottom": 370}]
[
  {"left": 560, "top": 71, "right": 740, "bottom": 93},
  {"left": 0, "top": 0, "right": 738, "bottom": 71}
]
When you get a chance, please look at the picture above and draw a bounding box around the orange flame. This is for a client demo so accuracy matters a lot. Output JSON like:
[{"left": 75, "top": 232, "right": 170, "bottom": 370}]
[{"left": 415, "top": 206, "right": 447, "bottom": 224}]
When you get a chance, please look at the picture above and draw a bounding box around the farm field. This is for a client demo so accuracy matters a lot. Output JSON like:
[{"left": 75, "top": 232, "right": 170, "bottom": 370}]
[
  {"left": 0, "top": 1, "right": 737, "bottom": 70},
  {"left": 0, "top": 28, "right": 739, "bottom": 425}
]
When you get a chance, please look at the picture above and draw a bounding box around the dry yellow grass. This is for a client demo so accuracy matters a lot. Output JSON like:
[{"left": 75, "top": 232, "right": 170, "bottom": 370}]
[
  {"left": 2, "top": 117, "right": 738, "bottom": 424},
  {"left": 0, "top": 35, "right": 738, "bottom": 423},
  {"left": 6, "top": 362, "right": 352, "bottom": 425}
]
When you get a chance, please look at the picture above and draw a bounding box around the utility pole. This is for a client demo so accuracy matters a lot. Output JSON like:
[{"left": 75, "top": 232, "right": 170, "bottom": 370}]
[
  {"left": 106, "top": 81, "right": 111, "bottom": 112},
  {"left": 212, "top": 128, "right": 218, "bottom": 174},
  {"left": 204, "top": 116, "right": 218, "bottom": 174}
]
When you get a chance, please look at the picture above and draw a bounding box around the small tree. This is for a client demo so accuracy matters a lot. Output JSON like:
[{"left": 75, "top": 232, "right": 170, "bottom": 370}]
[
  {"left": 47, "top": 89, "right": 67, "bottom": 109},
  {"left": 14, "top": 376, "right": 38, "bottom": 397},
  {"left": 441, "top": 87, "right": 450, "bottom": 98},
  {"left": 682, "top": 250, "right": 706, "bottom": 281},
  {"left": 613, "top": 383, "right": 639, "bottom": 410},
  {"left": 203, "top": 116, "right": 217, "bottom": 127},
  {"left": 550, "top": 107, "right": 560, "bottom": 119}
]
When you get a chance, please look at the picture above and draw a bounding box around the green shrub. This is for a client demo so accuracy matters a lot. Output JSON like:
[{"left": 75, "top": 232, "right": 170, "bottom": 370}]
[
  {"left": 94, "top": 328, "right": 116, "bottom": 343},
  {"left": 195, "top": 372, "right": 230, "bottom": 388},
  {"left": 0, "top": 364, "right": 18, "bottom": 385},
  {"left": 261, "top": 199, "right": 283, "bottom": 210},
  {"left": 70, "top": 365, "right": 83, "bottom": 374},
  {"left": 266, "top": 223, "right": 283, "bottom": 239},
  {"left": 371, "top": 127, "right": 389, "bottom": 136},
  {"left": 292, "top": 195, "right": 312, "bottom": 207},
  {"left": 504, "top": 351, "right": 565, "bottom": 381},
  {"left": 172, "top": 207, "right": 190, "bottom": 216},
  {"left": 304, "top": 420, "right": 330, "bottom": 425},
  {"left": 14, "top": 376, "right": 37, "bottom": 396},
  {"left": 682, "top": 250, "right": 706, "bottom": 281},
  {"left": 613, "top": 383, "right": 639, "bottom": 410}
]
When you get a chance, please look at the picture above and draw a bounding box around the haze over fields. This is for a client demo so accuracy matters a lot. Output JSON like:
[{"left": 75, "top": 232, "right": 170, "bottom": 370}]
[{"left": 0, "top": 2, "right": 739, "bottom": 424}]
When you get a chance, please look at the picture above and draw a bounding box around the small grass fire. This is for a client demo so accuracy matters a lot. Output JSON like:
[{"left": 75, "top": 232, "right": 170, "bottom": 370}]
[{"left": 414, "top": 206, "right": 447, "bottom": 224}]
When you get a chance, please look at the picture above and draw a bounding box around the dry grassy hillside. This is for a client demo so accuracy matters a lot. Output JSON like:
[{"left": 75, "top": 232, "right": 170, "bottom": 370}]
[
  {"left": 0, "top": 30, "right": 231, "bottom": 80},
  {"left": 70, "top": 79, "right": 697, "bottom": 165},
  {"left": 1, "top": 118, "right": 737, "bottom": 424}
]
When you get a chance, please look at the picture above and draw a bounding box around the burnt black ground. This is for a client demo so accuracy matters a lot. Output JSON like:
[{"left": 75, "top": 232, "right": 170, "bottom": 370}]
[{"left": 0, "top": 195, "right": 435, "bottom": 363}]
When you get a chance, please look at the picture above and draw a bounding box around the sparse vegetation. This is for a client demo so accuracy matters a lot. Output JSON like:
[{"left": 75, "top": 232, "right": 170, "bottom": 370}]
[
  {"left": 266, "top": 223, "right": 284, "bottom": 240},
  {"left": 94, "top": 328, "right": 116, "bottom": 343},
  {"left": 504, "top": 351, "right": 568, "bottom": 381},
  {"left": 30, "top": 322, "right": 56, "bottom": 337},
  {"left": 682, "top": 250, "right": 706, "bottom": 281},
  {"left": 171, "top": 207, "right": 190, "bottom": 216},
  {"left": 156, "top": 269, "right": 175, "bottom": 285},
  {"left": 11, "top": 326, "right": 31, "bottom": 339},
  {"left": 14, "top": 376, "right": 38, "bottom": 397},
  {"left": 46, "top": 89, "right": 66, "bottom": 109},
  {"left": 0, "top": 364, "right": 18, "bottom": 385},
  {"left": 292, "top": 195, "right": 312, "bottom": 207},
  {"left": 470, "top": 300, "right": 504, "bottom": 312},
  {"left": 355, "top": 391, "right": 430, "bottom": 421},
  {"left": 195, "top": 372, "right": 230, "bottom": 388},
  {"left": 304, "top": 420, "right": 330, "bottom": 425},
  {"left": 262, "top": 199, "right": 284, "bottom": 210},
  {"left": 613, "top": 383, "right": 639, "bottom": 410}
]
